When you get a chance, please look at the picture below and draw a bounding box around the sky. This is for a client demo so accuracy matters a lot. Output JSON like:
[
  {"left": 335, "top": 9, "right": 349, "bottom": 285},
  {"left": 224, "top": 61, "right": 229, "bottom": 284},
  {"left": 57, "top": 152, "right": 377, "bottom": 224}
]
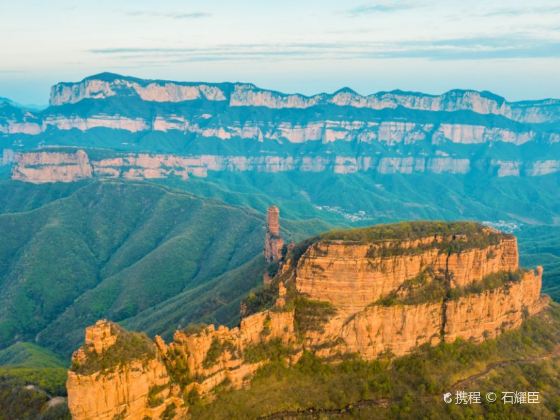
[{"left": 1, "top": 0, "right": 559, "bottom": 105}]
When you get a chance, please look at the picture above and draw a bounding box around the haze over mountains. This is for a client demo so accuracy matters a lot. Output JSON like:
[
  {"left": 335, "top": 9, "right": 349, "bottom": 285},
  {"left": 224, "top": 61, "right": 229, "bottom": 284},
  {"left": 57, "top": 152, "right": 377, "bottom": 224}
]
[
  {"left": 0, "top": 73, "right": 559, "bottom": 418},
  {"left": 0, "top": 75, "right": 558, "bottom": 260},
  {"left": 0, "top": 73, "right": 558, "bottom": 296},
  {"left": 1, "top": 73, "right": 559, "bottom": 182}
]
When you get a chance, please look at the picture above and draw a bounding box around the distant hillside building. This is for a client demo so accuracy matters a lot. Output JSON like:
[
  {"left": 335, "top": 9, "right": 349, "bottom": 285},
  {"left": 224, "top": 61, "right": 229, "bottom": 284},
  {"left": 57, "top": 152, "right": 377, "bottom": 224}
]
[{"left": 264, "top": 206, "right": 284, "bottom": 263}]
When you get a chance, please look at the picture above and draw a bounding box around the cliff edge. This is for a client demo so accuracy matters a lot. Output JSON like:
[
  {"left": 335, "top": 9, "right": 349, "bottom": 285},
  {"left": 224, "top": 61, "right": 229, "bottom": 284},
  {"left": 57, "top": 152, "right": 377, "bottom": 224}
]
[{"left": 66, "top": 221, "right": 548, "bottom": 419}]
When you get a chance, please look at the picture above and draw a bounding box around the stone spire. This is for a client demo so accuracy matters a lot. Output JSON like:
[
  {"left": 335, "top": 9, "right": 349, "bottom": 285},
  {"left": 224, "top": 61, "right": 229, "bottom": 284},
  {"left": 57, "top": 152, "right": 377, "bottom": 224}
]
[
  {"left": 264, "top": 206, "right": 284, "bottom": 264},
  {"left": 267, "top": 206, "right": 280, "bottom": 237}
]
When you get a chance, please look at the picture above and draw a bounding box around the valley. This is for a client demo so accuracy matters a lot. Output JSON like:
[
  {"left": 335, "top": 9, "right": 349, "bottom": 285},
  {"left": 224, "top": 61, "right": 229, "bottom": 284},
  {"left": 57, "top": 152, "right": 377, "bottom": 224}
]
[{"left": 0, "top": 74, "right": 558, "bottom": 419}]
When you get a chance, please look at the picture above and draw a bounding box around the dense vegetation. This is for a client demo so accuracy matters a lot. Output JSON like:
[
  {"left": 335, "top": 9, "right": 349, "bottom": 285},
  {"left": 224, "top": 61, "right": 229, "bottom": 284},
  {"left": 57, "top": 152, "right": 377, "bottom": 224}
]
[
  {"left": 71, "top": 325, "right": 155, "bottom": 375},
  {"left": 190, "top": 304, "right": 560, "bottom": 419},
  {"left": 166, "top": 169, "right": 560, "bottom": 226},
  {"left": 0, "top": 367, "right": 67, "bottom": 397},
  {"left": 519, "top": 225, "right": 560, "bottom": 302},
  {"left": 242, "top": 339, "right": 294, "bottom": 364},
  {"left": 0, "top": 342, "right": 69, "bottom": 419},
  {"left": 322, "top": 221, "right": 506, "bottom": 255},
  {"left": 0, "top": 180, "right": 270, "bottom": 356},
  {"left": 0, "top": 375, "right": 70, "bottom": 420},
  {"left": 202, "top": 338, "right": 237, "bottom": 369},
  {"left": 123, "top": 255, "right": 267, "bottom": 339},
  {"left": 0, "top": 342, "right": 66, "bottom": 369},
  {"left": 377, "top": 269, "right": 529, "bottom": 306},
  {"left": 0, "top": 342, "right": 67, "bottom": 397}
]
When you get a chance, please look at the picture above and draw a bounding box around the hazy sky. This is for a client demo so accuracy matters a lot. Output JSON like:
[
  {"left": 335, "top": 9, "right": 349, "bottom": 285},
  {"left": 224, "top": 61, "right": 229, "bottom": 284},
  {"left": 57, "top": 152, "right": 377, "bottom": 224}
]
[{"left": 1, "top": 0, "right": 560, "bottom": 105}]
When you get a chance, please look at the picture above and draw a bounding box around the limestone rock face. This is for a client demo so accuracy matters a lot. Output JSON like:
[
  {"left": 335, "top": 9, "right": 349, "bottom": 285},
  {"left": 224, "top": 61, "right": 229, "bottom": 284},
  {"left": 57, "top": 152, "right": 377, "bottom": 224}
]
[
  {"left": 264, "top": 206, "right": 284, "bottom": 264},
  {"left": 444, "top": 268, "right": 548, "bottom": 342},
  {"left": 49, "top": 75, "right": 227, "bottom": 105},
  {"left": 3, "top": 74, "right": 558, "bottom": 186},
  {"left": 12, "top": 150, "right": 93, "bottom": 183},
  {"left": 67, "top": 359, "right": 184, "bottom": 420},
  {"left": 1, "top": 149, "right": 14, "bottom": 165},
  {"left": 337, "top": 302, "right": 443, "bottom": 358},
  {"left": 304, "top": 268, "right": 546, "bottom": 360},
  {"left": 2, "top": 75, "right": 558, "bottom": 160},
  {"left": 66, "top": 225, "right": 548, "bottom": 418},
  {"left": 4, "top": 113, "right": 556, "bottom": 148},
  {"left": 67, "top": 321, "right": 187, "bottom": 420},
  {"left": 446, "top": 237, "right": 518, "bottom": 288},
  {"left": 295, "top": 235, "right": 518, "bottom": 313},
  {"left": 48, "top": 74, "right": 560, "bottom": 124},
  {"left": 11, "top": 149, "right": 560, "bottom": 183},
  {"left": 83, "top": 320, "right": 117, "bottom": 354}
]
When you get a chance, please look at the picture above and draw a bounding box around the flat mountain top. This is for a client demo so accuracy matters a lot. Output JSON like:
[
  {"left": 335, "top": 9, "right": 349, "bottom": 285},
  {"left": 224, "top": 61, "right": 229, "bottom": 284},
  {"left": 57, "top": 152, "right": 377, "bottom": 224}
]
[{"left": 319, "top": 220, "right": 506, "bottom": 243}]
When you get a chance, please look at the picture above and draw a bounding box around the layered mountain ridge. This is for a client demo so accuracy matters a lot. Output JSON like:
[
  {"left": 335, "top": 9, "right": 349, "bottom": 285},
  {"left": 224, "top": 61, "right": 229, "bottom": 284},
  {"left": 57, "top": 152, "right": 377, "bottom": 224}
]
[
  {"left": 49, "top": 73, "right": 560, "bottom": 123},
  {"left": 66, "top": 221, "right": 549, "bottom": 419},
  {"left": 1, "top": 74, "right": 560, "bottom": 183}
]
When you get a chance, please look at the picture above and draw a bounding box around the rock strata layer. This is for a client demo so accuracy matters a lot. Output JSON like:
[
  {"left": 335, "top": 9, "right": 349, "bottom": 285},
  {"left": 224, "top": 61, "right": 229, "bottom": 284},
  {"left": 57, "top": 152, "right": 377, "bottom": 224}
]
[
  {"left": 2, "top": 73, "right": 559, "bottom": 185},
  {"left": 66, "top": 223, "right": 548, "bottom": 419},
  {"left": 10, "top": 150, "right": 560, "bottom": 183}
]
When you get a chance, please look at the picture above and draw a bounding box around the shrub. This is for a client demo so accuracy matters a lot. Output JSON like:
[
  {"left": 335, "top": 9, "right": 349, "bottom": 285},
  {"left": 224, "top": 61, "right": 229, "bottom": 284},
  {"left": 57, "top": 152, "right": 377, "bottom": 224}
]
[
  {"left": 185, "top": 387, "right": 200, "bottom": 406},
  {"left": 243, "top": 339, "right": 293, "bottom": 363},
  {"left": 71, "top": 325, "right": 155, "bottom": 375},
  {"left": 163, "top": 348, "right": 191, "bottom": 388},
  {"left": 241, "top": 287, "right": 277, "bottom": 317},
  {"left": 294, "top": 298, "right": 337, "bottom": 335},
  {"left": 147, "top": 384, "right": 166, "bottom": 408},
  {"left": 183, "top": 323, "right": 208, "bottom": 334},
  {"left": 202, "top": 338, "right": 237, "bottom": 369},
  {"left": 449, "top": 270, "right": 526, "bottom": 300},
  {"left": 376, "top": 268, "right": 447, "bottom": 306},
  {"left": 161, "top": 402, "right": 176, "bottom": 420}
]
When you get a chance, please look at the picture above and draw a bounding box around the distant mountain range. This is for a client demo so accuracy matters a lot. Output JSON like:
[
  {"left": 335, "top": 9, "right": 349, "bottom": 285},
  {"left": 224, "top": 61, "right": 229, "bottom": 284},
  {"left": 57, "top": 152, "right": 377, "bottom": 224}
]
[
  {"left": 0, "top": 73, "right": 559, "bottom": 184},
  {"left": 0, "top": 74, "right": 559, "bottom": 418}
]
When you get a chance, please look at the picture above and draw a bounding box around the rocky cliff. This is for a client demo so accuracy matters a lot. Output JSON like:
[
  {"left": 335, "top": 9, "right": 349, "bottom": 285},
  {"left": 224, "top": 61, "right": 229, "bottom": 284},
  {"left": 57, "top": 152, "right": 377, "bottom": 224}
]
[
  {"left": 2, "top": 73, "right": 559, "bottom": 183},
  {"left": 295, "top": 233, "right": 518, "bottom": 313},
  {"left": 12, "top": 150, "right": 93, "bottom": 182},
  {"left": 10, "top": 149, "right": 560, "bottom": 183},
  {"left": 66, "top": 221, "right": 548, "bottom": 419},
  {"left": 48, "top": 73, "right": 560, "bottom": 124},
  {"left": 67, "top": 321, "right": 187, "bottom": 420}
]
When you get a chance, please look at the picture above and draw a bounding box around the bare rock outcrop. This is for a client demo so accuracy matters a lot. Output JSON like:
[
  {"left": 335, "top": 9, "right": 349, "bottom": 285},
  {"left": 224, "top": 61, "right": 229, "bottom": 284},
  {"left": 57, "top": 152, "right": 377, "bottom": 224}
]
[
  {"left": 49, "top": 74, "right": 560, "bottom": 124},
  {"left": 66, "top": 222, "right": 548, "bottom": 419},
  {"left": 67, "top": 320, "right": 187, "bottom": 420},
  {"left": 444, "top": 268, "right": 548, "bottom": 342},
  {"left": 11, "top": 149, "right": 560, "bottom": 183},
  {"left": 12, "top": 150, "right": 93, "bottom": 183},
  {"left": 295, "top": 233, "right": 518, "bottom": 313}
]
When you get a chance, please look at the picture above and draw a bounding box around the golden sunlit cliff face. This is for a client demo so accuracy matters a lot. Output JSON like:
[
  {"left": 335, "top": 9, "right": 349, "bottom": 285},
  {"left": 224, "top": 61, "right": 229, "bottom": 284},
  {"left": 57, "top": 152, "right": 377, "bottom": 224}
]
[
  {"left": 66, "top": 222, "right": 548, "bottom": 420},
  {"left": 67, "top": 321, "right": 187, "bottom": 420}
]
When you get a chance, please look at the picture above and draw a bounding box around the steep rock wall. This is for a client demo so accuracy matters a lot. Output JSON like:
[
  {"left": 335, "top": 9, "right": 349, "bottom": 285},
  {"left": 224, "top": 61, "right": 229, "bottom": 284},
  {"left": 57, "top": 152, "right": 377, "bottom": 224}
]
[
  {"left": 295, "top": 235, "right": 518, "bottom": 313},
  {"left": 11, "top": 150, "right": 560, "bottom": 183},
  {"left": 67, "top": 321, "right": 187, "bottom": 420},
  {"left": 67, "top": 359, "right": 184, "bottom": 420},
  {"left": 48, "top": 75, "right": 560, "bottom": 124},
  {"left": 2, "top": 115, "right": 552, "bottom": 147},
  {"left": 66, "top": 227, "right": 548, "bottom": 419},
  {"left": 444, "top": 268, "right": 547, "bottom": 342},
  {"left": 12, "top": 150, "right": 93, "bottom": 183}
]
